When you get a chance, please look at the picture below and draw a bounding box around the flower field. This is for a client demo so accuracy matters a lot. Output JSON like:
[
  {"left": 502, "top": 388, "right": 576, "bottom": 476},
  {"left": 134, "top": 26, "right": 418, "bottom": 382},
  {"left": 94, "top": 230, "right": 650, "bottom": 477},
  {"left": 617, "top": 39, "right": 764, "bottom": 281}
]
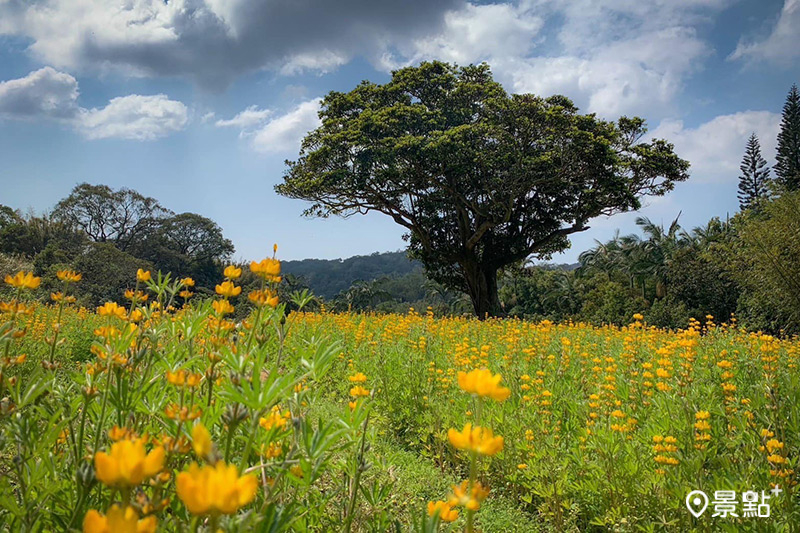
[{"left": 1, "top": 260, "right": 799, "bottom": 532}]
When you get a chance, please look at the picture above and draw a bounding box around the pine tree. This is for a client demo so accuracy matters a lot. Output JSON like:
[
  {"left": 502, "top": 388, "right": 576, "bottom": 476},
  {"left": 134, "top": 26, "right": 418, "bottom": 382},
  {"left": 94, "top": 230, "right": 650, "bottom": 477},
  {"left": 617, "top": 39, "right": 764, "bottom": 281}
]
[
  {"left": 775, "top": 84, "right": 800, "bottom": 191},
  {"left": 738, "top": 133, "right": 771, "bottom": 211}
]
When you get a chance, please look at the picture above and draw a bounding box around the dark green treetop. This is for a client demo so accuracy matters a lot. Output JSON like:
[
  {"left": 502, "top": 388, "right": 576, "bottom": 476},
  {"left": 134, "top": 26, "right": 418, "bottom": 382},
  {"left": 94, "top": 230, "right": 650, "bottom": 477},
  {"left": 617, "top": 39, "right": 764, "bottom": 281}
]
[
  {"left": 737, "top": 133, "right": 771, "bottom": 211},
  {"left": 775, "top": 84, "right": 800, "bottom": 191}
]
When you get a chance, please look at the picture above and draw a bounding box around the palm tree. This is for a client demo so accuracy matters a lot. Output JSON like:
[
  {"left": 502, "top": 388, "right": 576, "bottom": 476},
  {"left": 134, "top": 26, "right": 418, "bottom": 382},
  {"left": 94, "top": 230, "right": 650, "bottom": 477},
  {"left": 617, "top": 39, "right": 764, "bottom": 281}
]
[
  {"left": 578, "top": 231, "right": 622, "bottom": 281},
  {"left": 634, "top": 214, "right": 684, "bottom": 298},
  {"left": 543, "top": 271, "right": 584, "bottom": 317},
  {"left": 687, "top": 217, "right": 732, "bottom": 248}
]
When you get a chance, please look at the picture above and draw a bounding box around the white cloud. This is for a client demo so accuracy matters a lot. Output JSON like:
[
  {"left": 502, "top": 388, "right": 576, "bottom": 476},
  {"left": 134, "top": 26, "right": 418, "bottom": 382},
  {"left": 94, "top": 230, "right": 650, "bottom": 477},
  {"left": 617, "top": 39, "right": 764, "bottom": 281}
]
[
  {"left": 215, "top": 105, "right": 271, "bottom": 129},
  {"left": 387, "top": 1, "right": 729, "bottom": 118},
  {"left": 383, "top": 3, "right": 543, "bottom": 69},
  {"left": 200, "top": 111, "right": 216, "bottom": 123},
  {"left": 0, "top": 67, "right": 188, "bottom": 140},
  {"left": 0, "top": 0, "right": 461, "bottom": 89},
  {"left": 251, "top": 98, "right": 322, "bottom": 153},
  {"left": 503, "top": 27, "right": 709, "bottom": 117},
  {"left": 279, "top": 50, "right": 350, "bottom": 76},
  {"left": 79, "top": 94, "right": 189, "bottom": 140},
  {"left": 651, "top": 111, "right": 781, "bottom": 183},
  {"left": 0, "top": 66, "right": 80, "bottom": 119},
  {"left": 730, "top": 0, "right": 800, "bottom": 65}
]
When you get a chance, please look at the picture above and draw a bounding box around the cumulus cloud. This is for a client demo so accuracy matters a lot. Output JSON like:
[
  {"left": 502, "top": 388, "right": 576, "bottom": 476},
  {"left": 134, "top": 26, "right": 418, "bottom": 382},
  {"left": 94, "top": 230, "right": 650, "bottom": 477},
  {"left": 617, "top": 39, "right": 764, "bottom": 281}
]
[
  {"left": 388, "top": 1, "right": 730, "bottom": 118},
  {"left": 730, "top": 0, "right": 800, "bottom": 65},
  {"left": 381, "top": 3, "right": 544, "bottom": 69},
  {"left": 251, "top": 98, "right": 322, "bottom": 154},
  {"left": 503, "top": 27, "right": 709, "bottom": 117},
  {"left": 0, "top": 0, "right": 461, "bottom": 89},
  {"left": 215, "top": 105, "right": 271, "bottom": 129},
  {"left": 79, "top": 94, "right": 188, "bottom": 140},
  {"left": 0, "top": 66, "right": 80, "bottom": 120},
  {"left": 0, "top": 67, "right": 188, "bottom": 140},
  {"left": 651, "top": 111, "right": 781, "bottom": 183}
]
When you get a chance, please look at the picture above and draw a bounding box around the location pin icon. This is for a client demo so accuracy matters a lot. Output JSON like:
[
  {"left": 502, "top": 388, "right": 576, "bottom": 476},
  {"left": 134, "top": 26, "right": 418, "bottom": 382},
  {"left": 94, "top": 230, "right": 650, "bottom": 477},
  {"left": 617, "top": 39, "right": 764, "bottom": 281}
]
[{"left": 686, "top": 490, "right": 709, "bottom": 518}]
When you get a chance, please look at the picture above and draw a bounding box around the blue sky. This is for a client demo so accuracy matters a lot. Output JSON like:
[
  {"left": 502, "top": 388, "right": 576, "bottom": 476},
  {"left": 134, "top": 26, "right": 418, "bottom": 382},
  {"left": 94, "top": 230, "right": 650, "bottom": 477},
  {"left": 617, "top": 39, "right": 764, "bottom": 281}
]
[{"left": 0, "top": 0, "right": 798, "bottom": 263}]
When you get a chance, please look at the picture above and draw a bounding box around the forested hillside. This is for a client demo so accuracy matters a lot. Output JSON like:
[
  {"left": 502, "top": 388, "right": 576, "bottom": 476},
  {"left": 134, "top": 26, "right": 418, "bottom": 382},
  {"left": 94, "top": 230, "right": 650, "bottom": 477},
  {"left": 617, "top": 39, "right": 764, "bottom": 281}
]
[{"left": 282, "top": 251, "right": 421, "bottom": 299}]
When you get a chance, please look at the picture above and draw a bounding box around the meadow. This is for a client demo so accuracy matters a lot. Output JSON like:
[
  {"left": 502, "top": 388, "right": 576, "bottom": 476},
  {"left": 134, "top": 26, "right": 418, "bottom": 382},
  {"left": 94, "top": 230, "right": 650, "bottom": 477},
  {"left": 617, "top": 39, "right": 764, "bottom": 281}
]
[{"left": 0, "top": 260, "right": 798, "bottom": 532}]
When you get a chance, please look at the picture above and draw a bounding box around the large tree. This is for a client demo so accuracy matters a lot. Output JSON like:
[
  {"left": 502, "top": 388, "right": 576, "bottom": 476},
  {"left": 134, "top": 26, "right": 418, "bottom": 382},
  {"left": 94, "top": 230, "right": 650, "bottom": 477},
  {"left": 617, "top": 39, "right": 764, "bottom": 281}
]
[
  {"left": 133, "top": 212, "right": 235, "bottom": 286},
  {"left": 53, "top": 183, "right": 171, "bottom": 251},
  {"left": 737, "top": 133, "right": 771, "bottom": 210},
  {"left": 276, "top": 62, "right": 689, "bottom": 317},
  {"left": 775, "top": 84, "right": 800, "bottom": 191}
]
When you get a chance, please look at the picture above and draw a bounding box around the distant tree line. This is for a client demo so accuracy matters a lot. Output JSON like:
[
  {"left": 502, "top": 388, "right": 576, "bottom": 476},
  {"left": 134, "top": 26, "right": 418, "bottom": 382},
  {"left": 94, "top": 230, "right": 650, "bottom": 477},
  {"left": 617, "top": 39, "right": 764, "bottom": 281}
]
[{"left": 0, "top": 183, "right": 234, "bottom": 306}]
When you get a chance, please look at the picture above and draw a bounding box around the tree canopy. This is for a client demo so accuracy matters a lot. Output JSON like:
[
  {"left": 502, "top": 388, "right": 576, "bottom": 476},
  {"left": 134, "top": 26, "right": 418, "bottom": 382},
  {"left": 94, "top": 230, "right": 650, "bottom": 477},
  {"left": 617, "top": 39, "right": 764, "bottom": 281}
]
[
  {"left": 277, "top": 61, "right": 690, "bottom": 317},
  {"left": 52, "top": 183, "right": 171, "bottom": 252}
]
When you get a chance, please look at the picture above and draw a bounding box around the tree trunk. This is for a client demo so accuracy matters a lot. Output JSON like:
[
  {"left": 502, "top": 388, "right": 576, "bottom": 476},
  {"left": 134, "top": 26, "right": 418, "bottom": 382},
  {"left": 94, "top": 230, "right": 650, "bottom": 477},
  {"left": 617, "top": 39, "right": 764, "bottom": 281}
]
[{"left": 462, "top": 261, "right": 502, "bottom": 319}]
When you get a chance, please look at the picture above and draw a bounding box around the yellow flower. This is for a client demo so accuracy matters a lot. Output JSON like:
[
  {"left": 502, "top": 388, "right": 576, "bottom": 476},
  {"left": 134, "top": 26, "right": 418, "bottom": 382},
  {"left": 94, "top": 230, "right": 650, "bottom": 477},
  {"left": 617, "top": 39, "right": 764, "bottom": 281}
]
[
  {"left": 181, "top": 277, "right": 196, "bottom": 287},
  {"left": 211, "top": 299, "right": 234, "bottom": 316},
  {"left": 248, "top": 289, "right": 279, "bottom": 308},
  {"left": 223, "top": 265, "right": 242, "bottom": 280},
  {"left": 166, "top": 370, "right": 186, "bottom": 386},
  {"left": 57, "top": 270, "right": 82, "bottom": 283},
  {"left": 517, "top": 463, "right": 528, "bottom": 470},
  {"left": 448, "top": 480, "right": 490, "bottom": 511},
  {"left": 259, "top": 406, "right": 290, "bottom": 431},
  {"left": 427, "top": 500, "right": 459, "bottom": 522},
  {"left": 0, "top": 301, "right": 30, "bottom": 314},
  {"left": 766, "top": 439, "right": 784, "bottom": 453},
  {"left": 83, "top": 505, "right": 157, "bottom": 533},
  {"left": 176, "top": 462, "right": 257, "bottom": 515},
  {"left": 348, "top": 372, "right": 367, "bottom": 383},
  {"left": 108, "top": 426, "right": 132, "bottom": 442},
  {"left": 94, "top": 438, "right": 165, "bottom": 487},
  {"left": 447, "top": 423, "right": 504, "bottom": 456},
  {"left": 349, "top": 385, "right": 371, "bottom": 398},
  {"left": 97, "top": 302, "right": 127, "bottom": 319},
  {"left": 694, "top": 420, "right": 711, "bottom": 431},
  {"left": 136, "top": 269, "right": 151, "bottom": 283},
  {"left": 250, "top": 258, "right": 281, "bottom": 280},
  {"left": 124, "top": 289, "right": 148, "bottom": 302},
  {"left": 457, "top": 368, "right": 510, "bottom": 401},
  {"left": 192, "top": 423, "right": 213, "bottom": 459},
  {"left": 215, "top": 281, "right": 241, "bottom": 298},
  {"left": 767, "top": 454, "right": 786, "bottom": 464},
  {"left": 695, "top": 411, "right": 711, "bottom": 420},
  {"left": 4, "top": 271, "right": 41, "bottom": 290}
]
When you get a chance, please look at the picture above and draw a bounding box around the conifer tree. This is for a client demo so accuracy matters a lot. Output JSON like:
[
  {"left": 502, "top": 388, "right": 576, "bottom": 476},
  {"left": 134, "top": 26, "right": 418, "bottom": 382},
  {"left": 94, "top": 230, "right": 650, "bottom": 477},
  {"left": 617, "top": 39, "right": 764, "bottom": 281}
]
[
  {"left": 738, "top": 133, "right": 771, "bottom": 210},
  {"left": 775, "top": 84, "right": 800, "bottom": 191}
]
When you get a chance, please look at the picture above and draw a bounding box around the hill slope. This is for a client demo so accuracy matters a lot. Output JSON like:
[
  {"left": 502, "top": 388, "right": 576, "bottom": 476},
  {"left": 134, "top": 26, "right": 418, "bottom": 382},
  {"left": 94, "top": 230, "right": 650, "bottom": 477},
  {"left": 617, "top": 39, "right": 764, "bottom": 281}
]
[{"left": 282, "top": 251, "right": 422, "bottom": 299}]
